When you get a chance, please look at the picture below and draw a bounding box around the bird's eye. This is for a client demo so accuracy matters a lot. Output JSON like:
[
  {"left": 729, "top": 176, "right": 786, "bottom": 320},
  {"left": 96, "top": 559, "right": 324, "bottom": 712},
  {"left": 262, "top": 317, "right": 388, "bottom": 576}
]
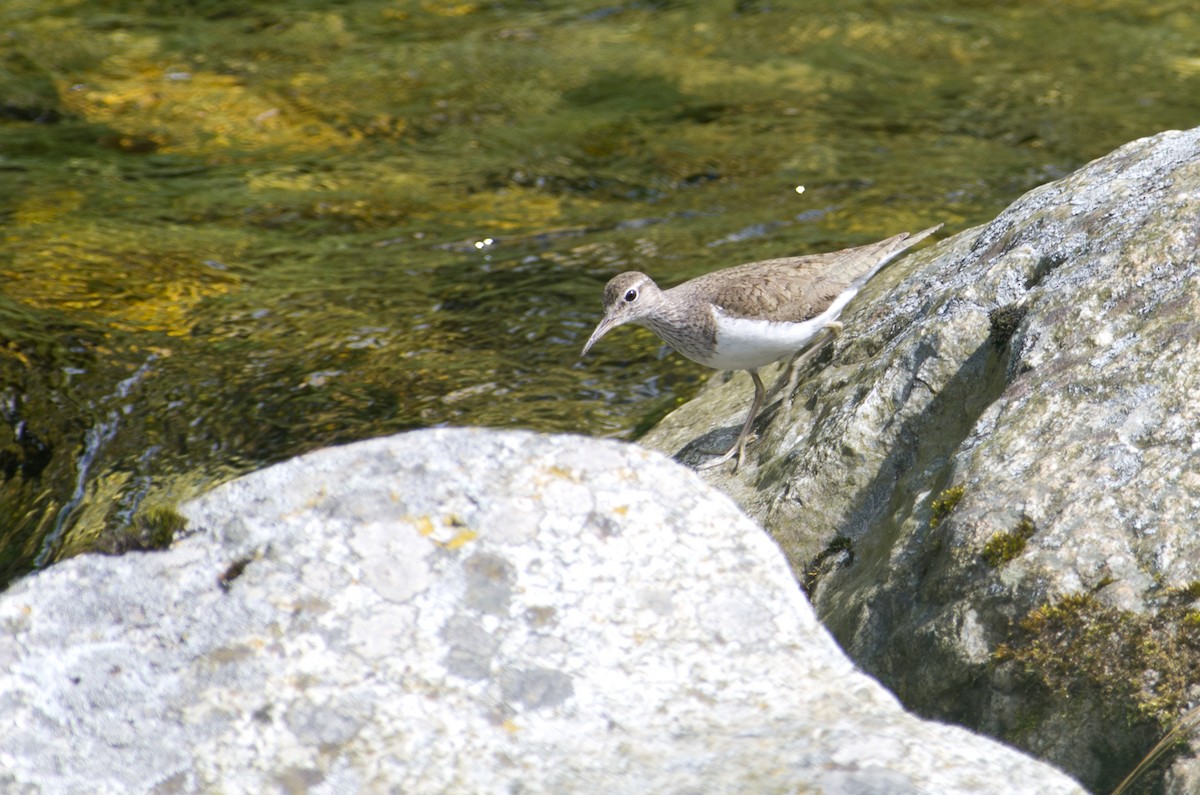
[{"left": 624, "top": 289, "right": 638, "bottom": 303}]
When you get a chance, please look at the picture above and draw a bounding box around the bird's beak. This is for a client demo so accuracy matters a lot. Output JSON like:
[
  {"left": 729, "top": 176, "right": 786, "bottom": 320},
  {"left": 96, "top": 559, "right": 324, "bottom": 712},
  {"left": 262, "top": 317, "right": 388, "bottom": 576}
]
[{"left": 581, "top": 314, "right": 618, "bottom": 357}]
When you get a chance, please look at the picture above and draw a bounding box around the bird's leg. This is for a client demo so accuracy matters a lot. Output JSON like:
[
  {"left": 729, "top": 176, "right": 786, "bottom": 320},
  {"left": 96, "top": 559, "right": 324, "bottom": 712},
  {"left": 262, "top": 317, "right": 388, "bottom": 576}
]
[
  {"left": 698, "top": 369, "right": 765, "bottom": 472},
  {"left": 700, "top": 323, "right": 843, "bottom": 471},
  {"left": 781, "top": 321, "right": 843, "bottom": 408}
]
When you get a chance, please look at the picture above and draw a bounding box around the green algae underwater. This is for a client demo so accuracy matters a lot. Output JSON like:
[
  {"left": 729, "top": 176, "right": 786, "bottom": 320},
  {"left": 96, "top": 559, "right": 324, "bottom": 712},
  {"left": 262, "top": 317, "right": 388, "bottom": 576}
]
[{"left": 1, "top": 0, "right": 1199, "bottom": 583}]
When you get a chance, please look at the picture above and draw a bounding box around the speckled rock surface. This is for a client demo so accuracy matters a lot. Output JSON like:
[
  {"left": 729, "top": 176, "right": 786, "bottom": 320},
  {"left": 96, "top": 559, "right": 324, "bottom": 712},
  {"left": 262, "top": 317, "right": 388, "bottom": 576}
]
[
  {"left": 642, "top": 126, "right": 1200, "bottom": 793},
  {"left": 0, "top": 429, "right": 1083, "bottom": 794}
]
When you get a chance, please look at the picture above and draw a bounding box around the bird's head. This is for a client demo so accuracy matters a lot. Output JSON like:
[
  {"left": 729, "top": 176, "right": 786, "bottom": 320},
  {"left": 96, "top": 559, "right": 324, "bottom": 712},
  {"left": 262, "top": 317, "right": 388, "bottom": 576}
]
[{"left": 580, "top": 272, "right": 663, "bottom": 357}]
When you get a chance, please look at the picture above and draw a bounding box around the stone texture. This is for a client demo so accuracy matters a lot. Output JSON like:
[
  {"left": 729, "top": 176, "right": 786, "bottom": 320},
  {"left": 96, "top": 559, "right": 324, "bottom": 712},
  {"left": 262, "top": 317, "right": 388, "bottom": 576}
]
[
  {"left": 0, "top": 429, "right": 1082, "bottom": 794},
  {"left": 642, "top": 126, "right": 1200, "bottom": 793}
]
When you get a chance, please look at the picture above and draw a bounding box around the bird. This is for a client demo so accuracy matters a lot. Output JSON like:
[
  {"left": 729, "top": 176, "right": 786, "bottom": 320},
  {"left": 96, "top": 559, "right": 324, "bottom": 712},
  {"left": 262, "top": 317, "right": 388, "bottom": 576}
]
[{"left": 580, "top": 224, "right": 941, "bottom": 470}]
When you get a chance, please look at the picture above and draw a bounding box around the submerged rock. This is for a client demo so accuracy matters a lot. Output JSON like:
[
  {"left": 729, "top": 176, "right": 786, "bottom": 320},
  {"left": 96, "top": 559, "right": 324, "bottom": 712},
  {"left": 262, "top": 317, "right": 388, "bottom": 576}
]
[
  {"left": 0, "top": 429, "right": 1081, "bottom": 793},
  {"left": 643, "top": 126, "right": 1200, "bottom": 792}
]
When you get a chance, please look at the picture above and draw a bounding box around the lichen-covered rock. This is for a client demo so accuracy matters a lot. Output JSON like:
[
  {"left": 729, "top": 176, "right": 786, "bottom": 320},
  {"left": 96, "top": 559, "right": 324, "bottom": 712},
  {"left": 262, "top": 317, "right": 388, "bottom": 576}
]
[
  {"left": 642, "top": 127, "right": 1200, "bottom": 793},
  {"left": 0, "top": 429, "right": 1082, "bottom": 794}
]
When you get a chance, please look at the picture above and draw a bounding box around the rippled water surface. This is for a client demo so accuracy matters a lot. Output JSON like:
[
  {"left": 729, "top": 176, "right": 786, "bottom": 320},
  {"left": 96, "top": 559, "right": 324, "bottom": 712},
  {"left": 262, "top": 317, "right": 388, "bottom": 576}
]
[{"left": 1, "top": 0, "right": 1198, "bottom": 582}]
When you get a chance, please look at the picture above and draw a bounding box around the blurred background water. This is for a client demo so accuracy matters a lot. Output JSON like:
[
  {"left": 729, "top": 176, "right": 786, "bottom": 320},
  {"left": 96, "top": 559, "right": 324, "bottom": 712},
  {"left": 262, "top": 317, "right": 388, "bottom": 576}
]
[{"left": 1, "top": 0, "right": 1198, "bottom": 585}]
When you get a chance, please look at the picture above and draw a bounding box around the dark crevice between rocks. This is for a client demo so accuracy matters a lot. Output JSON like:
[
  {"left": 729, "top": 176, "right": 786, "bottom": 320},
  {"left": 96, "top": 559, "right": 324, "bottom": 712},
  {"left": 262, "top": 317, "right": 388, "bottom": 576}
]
[
  {"left": 1024, "top": 253, "right": 1068, "bottom": 290},
  {"left": 808, "top": 304, "right": 1030, "bottom": 693},
  {"left": 804, "top": 355, "right": 1014, "bottom": 777}
]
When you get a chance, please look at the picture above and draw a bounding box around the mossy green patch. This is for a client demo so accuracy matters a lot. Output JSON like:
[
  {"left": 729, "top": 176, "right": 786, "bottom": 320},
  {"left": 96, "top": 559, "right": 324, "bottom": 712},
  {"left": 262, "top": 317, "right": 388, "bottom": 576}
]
[
  {"left": 929, "top": 485, "right": 964, "bottom": 529},
  {"left": 995, "top": 591, "right": 1200, "bottom": 730},
  {"left": 981, "top": 515, "right": 1036, "bottom": 567},
  {"left": 987, "top": 303, "right": 1028, "bottom": 349},
  {"left": 98, "top": 505, "right": 187, "bottom": 555},
  {"left": 1168, "top": 580, "right": 1200, "bottom": 601}
]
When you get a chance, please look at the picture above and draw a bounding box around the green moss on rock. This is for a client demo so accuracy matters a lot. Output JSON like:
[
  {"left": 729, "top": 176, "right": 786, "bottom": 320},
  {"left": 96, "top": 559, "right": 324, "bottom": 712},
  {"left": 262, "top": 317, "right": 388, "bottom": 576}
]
[
  {"left": 988, "top": 303, "right": 1029, "bottom": 348},
  {"left": 995, "top": 591, "right": 1200, "bottom": 730},
  {"left": 98, "top": 505, "right": 186, "bottom": 555},
  {"left": 929, "top": 485, "right": 964, "bottom": 529},
  {"left": 1169, "top": 581, "right": 1200, "bottom": 601},
  {"left": 982, "top": 515, "right": 1036, "bottom": 567}
]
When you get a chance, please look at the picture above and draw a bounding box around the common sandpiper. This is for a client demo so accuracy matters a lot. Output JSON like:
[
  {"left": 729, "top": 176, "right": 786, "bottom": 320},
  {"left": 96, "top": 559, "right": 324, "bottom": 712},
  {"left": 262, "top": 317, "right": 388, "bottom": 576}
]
[{"left": 581, "top": 224, "right": 942, "bottom": 469}]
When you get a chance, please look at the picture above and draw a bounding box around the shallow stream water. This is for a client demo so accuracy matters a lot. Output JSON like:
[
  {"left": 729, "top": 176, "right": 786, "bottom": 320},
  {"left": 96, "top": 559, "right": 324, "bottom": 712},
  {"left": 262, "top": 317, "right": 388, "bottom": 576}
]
[{"left": 1, "top": 0, "right": 1198, "bottom": 583}]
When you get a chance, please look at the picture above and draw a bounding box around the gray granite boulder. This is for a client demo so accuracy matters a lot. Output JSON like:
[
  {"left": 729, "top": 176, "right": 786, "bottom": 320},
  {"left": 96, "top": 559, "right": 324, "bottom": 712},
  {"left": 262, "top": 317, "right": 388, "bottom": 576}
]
[
  {"left": 0, "top": 429, "right": 1082, "bottom": 793},
  {"left": 642, "top": 126, "right": 1200, "bottom": 793}
]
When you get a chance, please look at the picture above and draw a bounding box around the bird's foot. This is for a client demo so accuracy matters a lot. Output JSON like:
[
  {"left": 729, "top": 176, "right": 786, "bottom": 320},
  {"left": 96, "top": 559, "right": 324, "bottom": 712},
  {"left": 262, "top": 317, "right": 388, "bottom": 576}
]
[{"left": 696, "top": 432, "right": 756, "bottom": 472}]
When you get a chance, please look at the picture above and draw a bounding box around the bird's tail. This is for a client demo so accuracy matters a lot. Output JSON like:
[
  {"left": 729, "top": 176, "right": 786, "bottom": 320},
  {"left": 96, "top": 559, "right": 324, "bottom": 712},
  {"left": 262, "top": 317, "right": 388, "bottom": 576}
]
[{"left": 849, "top": 222, "right": 943, "bottom": 289}]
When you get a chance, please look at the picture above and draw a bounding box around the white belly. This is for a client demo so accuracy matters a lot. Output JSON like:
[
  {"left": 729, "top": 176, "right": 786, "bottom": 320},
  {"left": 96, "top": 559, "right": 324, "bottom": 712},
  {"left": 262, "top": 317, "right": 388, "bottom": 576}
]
[{"left": 705, "top": 288, "right": 856, "bottom": 370}]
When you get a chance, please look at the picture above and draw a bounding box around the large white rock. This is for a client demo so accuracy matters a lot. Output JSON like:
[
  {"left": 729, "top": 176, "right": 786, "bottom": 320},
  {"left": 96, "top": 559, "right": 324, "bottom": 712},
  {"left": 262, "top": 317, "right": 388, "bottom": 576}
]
[{"left": 0, "top": 429, "right": 1081, "bottom": 793}]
